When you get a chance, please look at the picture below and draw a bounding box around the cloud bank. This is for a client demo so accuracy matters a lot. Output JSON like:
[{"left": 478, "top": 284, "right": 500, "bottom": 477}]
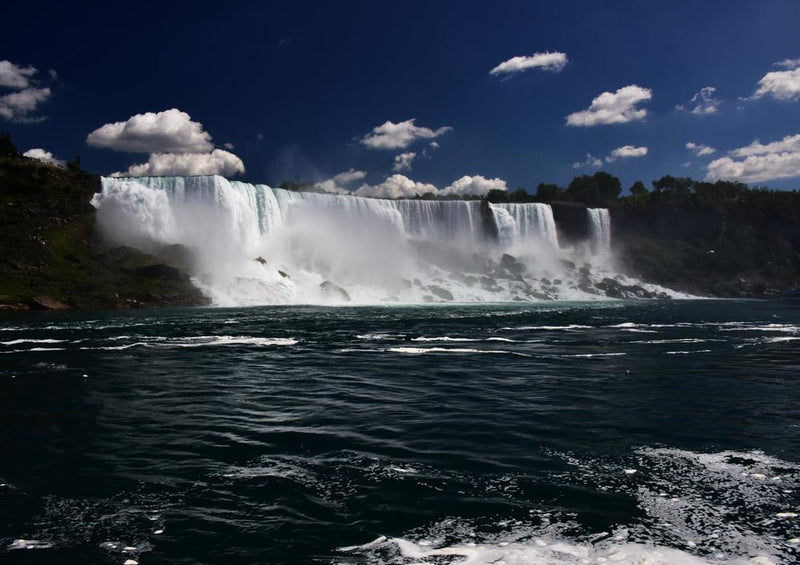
[
  {"left": 0, "top": 87, "right": 51, "bottom": 123},
  {"left": 753, "top": 67, "right": 800, "bottom": 101},
  {"left": 490, "top": 52, "right": 568, "bottom": 75},
  {"left": 566, "top": 85, "right": 652, "bottom": 126},
  {"left": 22, "top": 148, "right": 64, "bottom": 166},
  {"left": 361, "top": 119, "right": 452, "bottom": 150},
  {"left": 572, "top": 153, "right": 603, "bottom": 169},
  {"left": 87, "top": 109, "right": 215, "bottom": 153},
  {"left": 0, "top": 60, "right": 38, "bottom": 89},
  {"left": 706, "top": 134, "right": 800, "bottom": 182},
  {"left": 606, "top": 145, "right": 648, "bottom": 162},
  {"left": 316, "top": 168, "right": 367, "bottom": 193},
  {"left": 354, "top": 174, "right": 507, "bottom": 199},
  {"left": 113, "top": 149, "right": 244, "bottom": 177},
  {"left": 686, "top": 142, "right": 715, "bottom": 156},
  {"left": 392, "top": 152, "right": 416, "bottom": 172},
  {"left": 676, "top": 86, "right": 722, "bottom": 115}
]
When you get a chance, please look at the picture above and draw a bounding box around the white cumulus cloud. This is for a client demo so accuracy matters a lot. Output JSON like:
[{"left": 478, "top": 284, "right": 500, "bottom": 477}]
[
  {"left": 0, "top": 87, "right": 51, "bottom": 123},
  {"left": 355, "top": 174, "right": 438, "bottom": 198},
  {"left": 315, "top": 169, "right": 367, "bottom": 193},
  {"left": 752, "top": 67, "right": 800, "bottom": 101},
  {"left": 113, "top": 149, "right": 244, "bottom": 177},
  {"left": 490, "top": 51, "right": 568, "bottom": 75},
  {"left": 566, "top": 85, "right": 652, "bottom": 127},
  {"left": 706, "top": 133, "right": 800, "bottom": 182},
  {"left": 775, "top": 58, "right": 800, "bottom": 69},
  {"left": 686, "top": 142, "right": 716, "bottom": 156},
  {"left": 354, "top": 173, "right": 507, "bottom": 199},
  {"left": 606, "top": 145, "right": 648, "bottom": 162},
  {"left": 572, "top": 153, "right": 603, "bottom": 169},
  {"left": 0, "top": 60, "right": 38, "bottom": 89},
  {"left": 87, "top": 108, "right": 215, "bottom": 153},
  {"left": 441, "top": 175, "right": 507, "bottom": 196},
  {"left": 676, "top": 86, "right": 722, "bottom": 115},
  {"left": 22, "top": 148, "right": 64, "bottom": 166},
  {"left": 361, "top": 119, "right": 452, "bottom": 150},
  {"left": 393, "top": 152, "right": 416, "bottom": 172}
]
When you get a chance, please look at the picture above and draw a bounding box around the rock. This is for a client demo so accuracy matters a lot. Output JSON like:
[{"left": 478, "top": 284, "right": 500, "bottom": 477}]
[
  {"left": 595, "top": 277, "right": 625, "bottom": 298},
  {"left": 278, "top": 270, "right": 290, "bottom": 278},
  {"left": 254, "top": 256, "right": 267, "bottom": 265},
  {"left": 500, "top": 253, "right": 525, "bottom": 275},
  {"left": 427, "top": 285, "right": 454, "bottom": 301},
  {"left": 29, "top": 296, "right": 69, "bottom": 310},
  {"left": 319, "top": 280, "right": 351, "bottom": 302},
  {"left": 559, "top": 259, "right": 576, "bottom": 271}
]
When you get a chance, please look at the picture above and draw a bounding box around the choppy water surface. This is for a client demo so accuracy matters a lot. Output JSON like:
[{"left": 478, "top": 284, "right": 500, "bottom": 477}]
[{"left": 1, "top": 300, "right": 799, "bottom": 564}]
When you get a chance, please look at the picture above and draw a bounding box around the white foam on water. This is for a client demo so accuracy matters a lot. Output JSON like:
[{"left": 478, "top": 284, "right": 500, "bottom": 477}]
[
  {"left": 632, "top": 338, "right": 720, "bottom": 344},
  {"left": 720, "top": 324, "right": 799, "bottom": 333},
  {"left": 356, "top": 333, "right": 406, "bottom": 340},
  {"left": 80, "top": 336, "right": 297, "bottom": 350},
  {"left": 1, "top": 338, "right": 67, "bottom": 346},
  {"left": 411, "top": 336, "right": 481, "bottom": 342},
  {"left": 664, "top": 349, "right": 713, "bottom": 355},
  {"left": 386, "top": 347, "right": 507, "bottom": 355},
  {"left": 2, "top": 347, "right": 67, "bottom": 353},
  {"left": 339, "top": 534, "right": 779, "bottom": 565},
  {"left": 501, "top": 325, "right": 594, "bottom": 331},
  {"left": 341, "top": 448, "right": 799, "bottom": 565},
  {"left": 7, "top": 539, "right": 53, "bottom": 550},
  {"left": 564, "top": 352, "right": 627, "bottom": 358}
]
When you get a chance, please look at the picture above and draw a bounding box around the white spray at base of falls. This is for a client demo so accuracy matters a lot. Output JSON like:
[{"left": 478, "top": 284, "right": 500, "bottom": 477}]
[{"left": 91, "top": 176, "right": 684, "bottom": 305}]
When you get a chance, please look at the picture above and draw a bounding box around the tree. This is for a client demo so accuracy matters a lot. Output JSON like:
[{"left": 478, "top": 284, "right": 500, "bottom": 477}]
[
  {"left": 535, "top": 182, "right": 563, "bottom": 202},
  {"left": 509, "top": 188, "right": 531, "bottom": 203},
  {"left": 630, "top": 181, "right": 648, "bottom": 195},
  {"left": 652, "top": 175, "right": 694, "bottom": 194},
  {"left": 66, "top": 155, "right": 82, "bottom": 172},
  {"left": 485, "top": 188, "right": 509, "bottom": 203},
  {"left": 566, "top": 171, "right": 621, "bottom": 207},
  {"left": 0, "top": 132, "right": 18, "bottom": 158}
]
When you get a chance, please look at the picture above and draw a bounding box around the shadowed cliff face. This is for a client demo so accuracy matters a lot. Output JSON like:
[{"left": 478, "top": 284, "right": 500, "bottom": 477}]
[
  {"left": 610, "top": 188, "right": 800, "bottom": 297},
  {"left": 0, "top": 158, "right": 209, "bottom": 310}
]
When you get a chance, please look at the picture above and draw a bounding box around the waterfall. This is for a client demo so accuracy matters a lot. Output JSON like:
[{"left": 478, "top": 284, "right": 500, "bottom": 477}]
[
  {"left": 90, "top": 176, "right": 650, "bottom": 305},
  {"left": 587, "top": 208, "right": 611, "bottom": 254},
  {"left": 489, "top": 202, "right": 559, "bottom": 249}
]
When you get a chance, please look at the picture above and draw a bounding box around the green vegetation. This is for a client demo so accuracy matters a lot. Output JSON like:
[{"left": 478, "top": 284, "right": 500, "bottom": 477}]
[{"left": 0, "top": 154, "right": 208, "bottom": 310}]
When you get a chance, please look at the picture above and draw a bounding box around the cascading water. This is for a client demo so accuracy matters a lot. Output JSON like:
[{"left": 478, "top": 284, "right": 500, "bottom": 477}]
[
  {"left": 91, "top": 176, "right": 679, "bottom": 304},
  {"left": 489, "top": 202, "right": 559, "bottom": 249},
  {"left": 587, "top": 208, "right": 612, "bottom": 254}
]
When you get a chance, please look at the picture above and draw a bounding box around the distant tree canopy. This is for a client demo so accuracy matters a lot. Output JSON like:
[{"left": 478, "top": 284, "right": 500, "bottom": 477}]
[
  {"left": 66, "top": 155, "right": 82, "bottom": 172},
  {"left": 0, "top": 132, "right": 19, "bottom": 158},
  {"left": 565, "top": 172, "right": 622, "bottom": 207},
  {"left": 630, "top": 181, "right": 648, "bottom": 195},
  {"left": 535, "top": 183, "right": 563, "bottom": 202}
]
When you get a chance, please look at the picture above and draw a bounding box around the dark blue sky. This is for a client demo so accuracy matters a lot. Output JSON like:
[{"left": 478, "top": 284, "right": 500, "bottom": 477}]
[{"left": 3, "top": 0, "right": 800, "bottom": 193}]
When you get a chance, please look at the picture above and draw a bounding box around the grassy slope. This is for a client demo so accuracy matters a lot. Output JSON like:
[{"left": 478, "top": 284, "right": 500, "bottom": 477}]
[{"left": 0, "top": 157, "right": 208, "bottom": 310}]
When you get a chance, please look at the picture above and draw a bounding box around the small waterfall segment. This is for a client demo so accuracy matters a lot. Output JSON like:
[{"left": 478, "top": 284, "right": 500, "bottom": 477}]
[
  {"left": 92, "top": 176, "right": 676, "bottom": 305},
  {"left": 587, "top": 208, "right": 611, "bottom": 254},
  {"left": 489, "top": 202, "right": 559, "bottom": 249}
]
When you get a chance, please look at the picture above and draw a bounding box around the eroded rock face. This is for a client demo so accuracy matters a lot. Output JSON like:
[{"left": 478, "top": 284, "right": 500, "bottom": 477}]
[
  {"left": 29, "top": 296, "right": 69, "bottom": 310},
  {"left": 320, "top": 280, "right": 351, "bottom": 302}
]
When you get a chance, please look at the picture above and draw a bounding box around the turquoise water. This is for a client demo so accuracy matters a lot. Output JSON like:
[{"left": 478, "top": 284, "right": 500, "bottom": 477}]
[{"left": 1, "top": 300, "right": 799, "bottom": 564}]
